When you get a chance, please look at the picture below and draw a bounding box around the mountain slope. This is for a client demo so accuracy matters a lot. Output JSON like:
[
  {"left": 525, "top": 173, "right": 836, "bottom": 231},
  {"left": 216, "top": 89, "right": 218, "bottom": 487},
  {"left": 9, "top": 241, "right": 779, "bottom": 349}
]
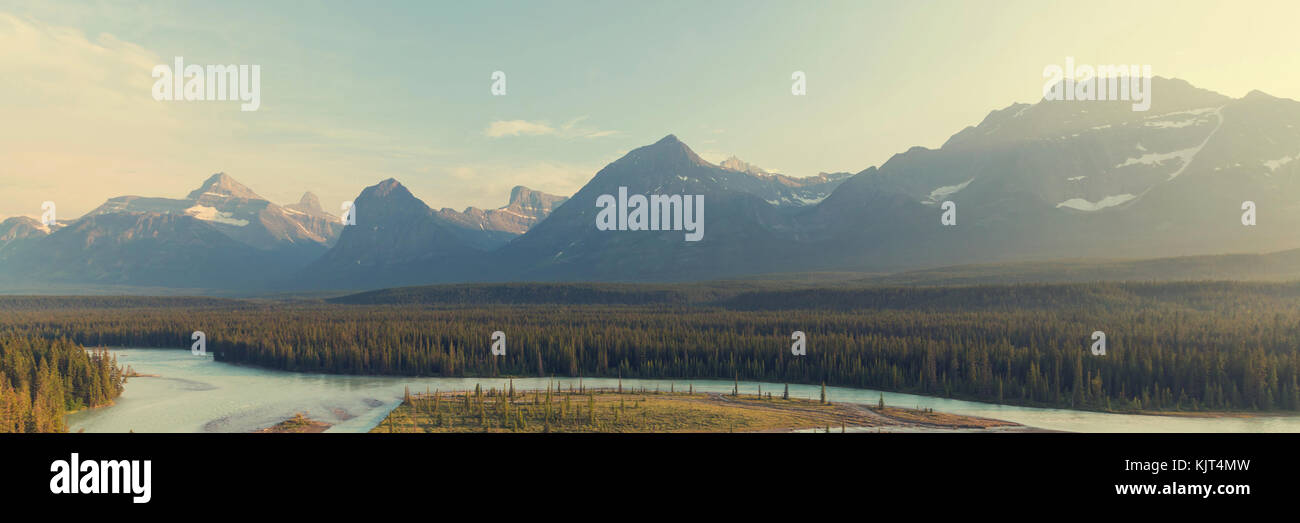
[
  {"left": 9, "top": 76, "right": 1300, "bottom": 292},
  {"left": 295, "top": 178, "right": 485, "bottom": 289},
  {"left": 0, "top": 174, "right": 343, "bottom": 289},
  {"left": 0, "top": 212, "right": 288, "bottom": 287},
  {"left": 495, "top": 135, "right": 802, "bottom": 281},
  {"left": 487, "top": 79, "right": 1300, "bottom": 282},
  {"left": 717, "top": 156, "right": 852, "bottom": 207},
  {"left": 435, "top": 186, "right": 568, "bottom": 250},
  {"left": 857, "top": 248, "right": 1300, "bottom": 286},
  {"left": 798, "top": 77, "right": 1300, "bottom": 272},
  {"left": 0, "top": 216, "right": 53, "bottom": 257},
  {"left": 86, "top": 173, "right": 342, "bottom": 253}
]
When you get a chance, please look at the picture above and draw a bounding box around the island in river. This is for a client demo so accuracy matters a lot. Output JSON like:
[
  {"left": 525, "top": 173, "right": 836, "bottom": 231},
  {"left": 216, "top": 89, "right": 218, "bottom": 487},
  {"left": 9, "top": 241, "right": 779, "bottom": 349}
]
[
  {"left": 368, "top": 387, "right": 1031, "bottom": 433},
  {"left": 256, "top": 412, "right": 332, "bottom": 433}
]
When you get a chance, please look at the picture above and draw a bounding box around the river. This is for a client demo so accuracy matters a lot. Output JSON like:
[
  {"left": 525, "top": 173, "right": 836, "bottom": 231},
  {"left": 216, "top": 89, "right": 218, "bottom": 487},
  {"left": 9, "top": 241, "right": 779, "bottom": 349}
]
[{"left": 67, "top": 348, "right": 1300, "bottom": 433}]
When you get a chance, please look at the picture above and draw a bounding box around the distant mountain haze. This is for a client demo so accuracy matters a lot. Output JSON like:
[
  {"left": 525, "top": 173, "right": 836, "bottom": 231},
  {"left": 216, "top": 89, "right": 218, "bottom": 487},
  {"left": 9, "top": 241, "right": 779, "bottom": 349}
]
[
  {"left": 493, "top": 134, "right": 806, "bottom": 281},
  {"left": 799, "top": 77, "right": 1300, "bottom": 272},
  {"left": 294, "top": 178, "right": 485, "bottom": 289},
  {"left": 3, "top": 77, "right": 1299, "bottom": 292},
  {"left": 0, "top": 216, "right": 54, "bottom": 258},
  {"left": 0, "top": 212, "right": 280, "bottom": 287},
  {"left": 435, "top": 185, "right": 570, "bottom": 249},
  {"left": 86, "top": 172, "right": 342, "bottom": 253},
  {"left": 718, "top": 155, "right": 854, "bottom": 207}
]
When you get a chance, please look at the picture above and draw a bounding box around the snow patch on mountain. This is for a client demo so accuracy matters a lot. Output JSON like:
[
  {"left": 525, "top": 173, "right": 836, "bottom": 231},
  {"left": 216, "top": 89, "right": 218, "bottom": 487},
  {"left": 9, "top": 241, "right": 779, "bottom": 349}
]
[
  {"left": 185, "top": 205, "right": 250, "bottom": 226},
  {"left": 1143, "top": 107, "right": 1219, "bottom": 129},
  {"left": 1264, "top": 154, "right": 1295, "bottom": 172},
  {"left": 1145, "top": 119, "right": 1207, "bottom": 129},
  {"left": 922, "top": 178, "right": 974, "bottom": 204},
  {"left": 1114, "top": 108, "right": 1224, "bottom": 180},
  {"left": 1116, "top": 147, "right": 1200, "bottom": 168},
  {"left": 1165, "top": 108, "right": 1225, "bottom": 180},
  {"left": 1146, "top": 107, "right": 1219, "bottom": 119},
  {"left": 1056, "top": 194, "right": 1137, "bottom": 211},
  {"left": 792, "top": 194, "right": 830, "bottom": 205}
]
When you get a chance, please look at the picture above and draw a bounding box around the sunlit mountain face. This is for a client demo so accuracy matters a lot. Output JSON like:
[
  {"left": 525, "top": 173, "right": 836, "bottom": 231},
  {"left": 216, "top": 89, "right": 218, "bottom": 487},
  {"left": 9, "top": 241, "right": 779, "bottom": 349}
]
[
  {"left": 2, "top": 78, "right": 1300, "bottom": 291},
  {"left": 802, "top": 78, "right": 1300, "bottom": 272}
]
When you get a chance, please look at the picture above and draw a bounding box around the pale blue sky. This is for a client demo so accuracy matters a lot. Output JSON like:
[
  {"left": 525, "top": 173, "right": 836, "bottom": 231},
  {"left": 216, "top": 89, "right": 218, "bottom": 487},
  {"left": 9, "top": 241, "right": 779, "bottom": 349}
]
[{"left": 2, "top": 0, "right": 1297, "bottom": 218}]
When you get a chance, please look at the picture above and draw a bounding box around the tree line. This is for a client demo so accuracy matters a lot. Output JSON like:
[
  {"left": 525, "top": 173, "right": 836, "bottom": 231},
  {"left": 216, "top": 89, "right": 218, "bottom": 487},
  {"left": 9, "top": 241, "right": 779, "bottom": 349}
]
[
  {"left": 1, "top": 282, "right": 1299, "bottom": 413},
  {"left": 0, "top": 336, "right": 123, "bottom": 432}
]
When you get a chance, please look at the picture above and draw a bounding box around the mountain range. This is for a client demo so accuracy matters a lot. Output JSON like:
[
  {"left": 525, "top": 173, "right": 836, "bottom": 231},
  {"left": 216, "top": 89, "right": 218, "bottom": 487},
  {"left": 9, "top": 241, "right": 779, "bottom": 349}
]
[{"left": 3, "top": 76, "right": 1299, "bottom": 293}]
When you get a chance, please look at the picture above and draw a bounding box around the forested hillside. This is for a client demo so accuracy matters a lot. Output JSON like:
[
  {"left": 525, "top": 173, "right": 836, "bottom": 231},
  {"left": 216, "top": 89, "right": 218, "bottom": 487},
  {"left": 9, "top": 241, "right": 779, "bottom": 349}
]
[
  {"left": 0, "top": 337, "right": 123, "bottom": 432},
  {"left": 1, "top": 282, "right": 1298, "bottom": 413}
]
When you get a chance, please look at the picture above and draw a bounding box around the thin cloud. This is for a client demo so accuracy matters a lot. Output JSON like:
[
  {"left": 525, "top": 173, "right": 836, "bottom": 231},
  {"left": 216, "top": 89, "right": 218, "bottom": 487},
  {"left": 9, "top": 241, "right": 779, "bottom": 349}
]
[
  {"left": 484, "top": 120, "right": 557, "bottom": 138},
  {"left": 485, "top": 117, "right": 618, "bottom": 139},
  {"left": 429, "top": 161, "right": 597, "bottom": 209},
  {"left": 0, "top": 12, "right": 465, "bottom": 218}
]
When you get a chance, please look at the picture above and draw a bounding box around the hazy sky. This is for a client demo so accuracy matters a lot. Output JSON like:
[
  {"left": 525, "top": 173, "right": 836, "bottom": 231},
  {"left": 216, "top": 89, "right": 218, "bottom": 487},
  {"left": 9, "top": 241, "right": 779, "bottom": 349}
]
[{"left": 2, "top": 0, "right": 1298, "bottom": 220}]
